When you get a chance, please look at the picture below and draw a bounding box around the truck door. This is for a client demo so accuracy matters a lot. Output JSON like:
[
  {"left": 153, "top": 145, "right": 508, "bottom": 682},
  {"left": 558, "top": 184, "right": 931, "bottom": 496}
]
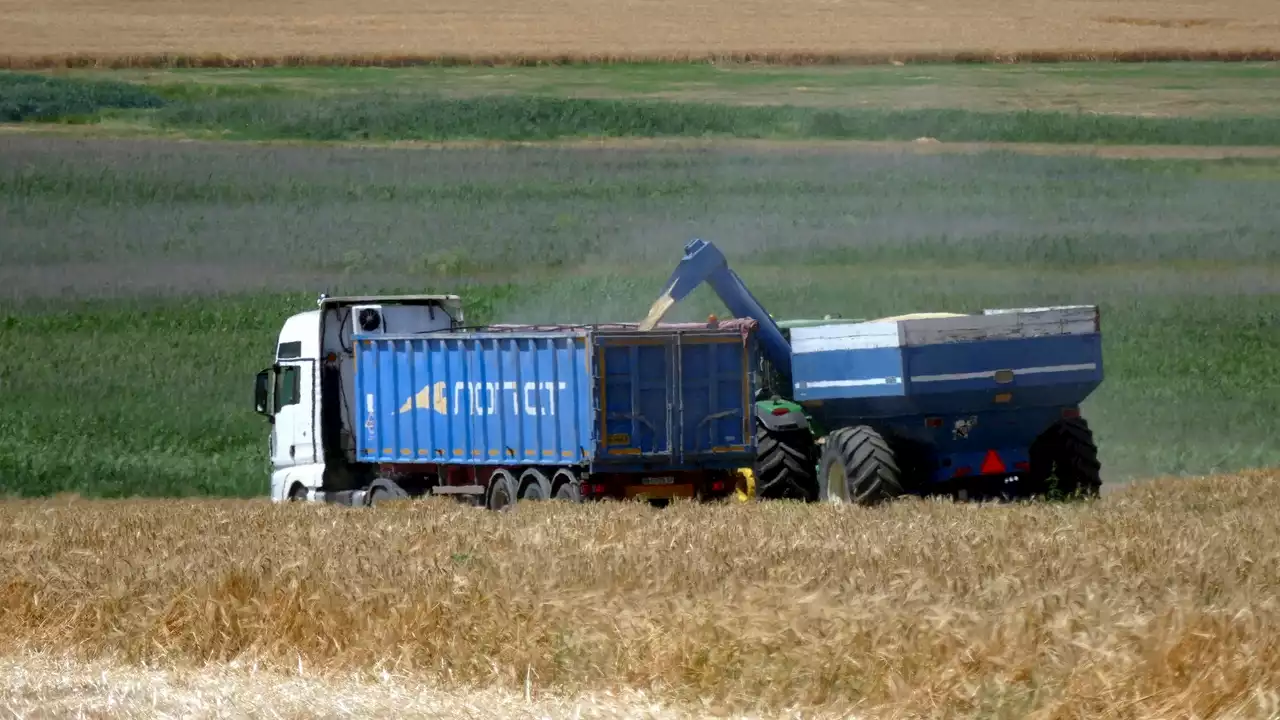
[{"left": 270, "top": 360, "right": 317, "bottom": 468}]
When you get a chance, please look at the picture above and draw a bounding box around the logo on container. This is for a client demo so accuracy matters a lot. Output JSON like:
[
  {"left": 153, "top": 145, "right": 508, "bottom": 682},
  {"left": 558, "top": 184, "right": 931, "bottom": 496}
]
[{"left": 399, "top": 381, "right": 569, "bottom": 417}]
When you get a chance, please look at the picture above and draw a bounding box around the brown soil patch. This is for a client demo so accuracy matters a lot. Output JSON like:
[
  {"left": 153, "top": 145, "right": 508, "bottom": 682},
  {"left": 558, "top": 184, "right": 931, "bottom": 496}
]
[
  {"left": 1, "top": 0, "right": 1278, "bottom": 64},
  {"left": 3, "top": 472, "right": 1280, "bottom": 717}
]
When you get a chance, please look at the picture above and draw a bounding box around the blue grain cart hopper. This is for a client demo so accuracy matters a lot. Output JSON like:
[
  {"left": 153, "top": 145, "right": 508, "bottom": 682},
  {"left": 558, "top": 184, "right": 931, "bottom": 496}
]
[
  {"left": 255, "top": 293, "right": 759, "bottom": 508},
  {"left": 641, "top": 239, "right": 1106, "bottom": 504}
]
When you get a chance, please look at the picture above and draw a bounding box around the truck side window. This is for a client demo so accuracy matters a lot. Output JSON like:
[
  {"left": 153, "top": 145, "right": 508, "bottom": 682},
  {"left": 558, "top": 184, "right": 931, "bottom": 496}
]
[{"left": 274, "top": 365, "right": 300, "bottom": 412}]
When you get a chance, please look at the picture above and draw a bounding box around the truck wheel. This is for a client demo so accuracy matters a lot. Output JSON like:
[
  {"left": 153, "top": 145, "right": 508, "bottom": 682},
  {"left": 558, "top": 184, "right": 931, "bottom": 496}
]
[
  {"left": 1028, "top": 417, "right": 1102, "bottom": 499},
  {"left": 552, "top": 470, "right": 581, "bottom": 502},
  {"left": 488, "top": 470, "right": 518, "bottom": 511},
  {"left": 754, "top": 425, "right": 819, "bottom": 502},
  {"left": 519, "top": 469, "right": 552, "bottom": 500},
  {"left": 554, "top": 481, "right": 581, "bottom": 502},
  {"left": 366, "top": 478, "right": 409, "bottom": 506},
  {"left": 818, "top": 426, "right": 904, "bottom": 506}
]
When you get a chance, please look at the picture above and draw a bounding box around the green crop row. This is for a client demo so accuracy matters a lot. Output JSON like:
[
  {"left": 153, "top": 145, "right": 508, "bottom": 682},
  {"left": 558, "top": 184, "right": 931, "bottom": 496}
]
[
  {"left": 4, "top": 71, "right": 1280, "bottom": 145},
  {"left": 152, "top": 93, "right": 1280, "bottom": 144},
  {"left": 0, "top": 72, "right": 166, "bottom": 122}
]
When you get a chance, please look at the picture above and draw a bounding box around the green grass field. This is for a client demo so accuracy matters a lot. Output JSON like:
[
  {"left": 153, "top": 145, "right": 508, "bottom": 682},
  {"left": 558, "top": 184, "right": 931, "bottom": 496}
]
[
  {"left": 40, "top": 62, "right": 1280, "bottom": 115},
  {"left": 5, "top": 64, "right": 1280, "bottom": 144},
  {"left": 1, "top": 65, "right": 1278, "bottom": 499}
]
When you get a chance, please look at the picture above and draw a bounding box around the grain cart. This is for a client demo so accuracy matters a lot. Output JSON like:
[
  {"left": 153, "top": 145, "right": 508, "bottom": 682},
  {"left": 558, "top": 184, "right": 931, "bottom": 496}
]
[
  {"left": 640, "top": 238, "right": 1105, "bottom": 504},
  {"left": 254, "top": 294, "right": 760, "bottom": 508}
]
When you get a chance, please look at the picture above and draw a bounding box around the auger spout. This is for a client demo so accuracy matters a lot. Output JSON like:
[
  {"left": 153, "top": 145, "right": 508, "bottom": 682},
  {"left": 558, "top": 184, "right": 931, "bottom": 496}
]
[{"left": 640, "top": 238, "right": 793, "bottom": 381}]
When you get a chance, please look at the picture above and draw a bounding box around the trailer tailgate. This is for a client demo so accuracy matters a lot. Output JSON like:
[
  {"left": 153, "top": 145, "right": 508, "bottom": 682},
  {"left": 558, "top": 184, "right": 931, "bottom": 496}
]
[{"left": 595, "top": 320, "right": 757, "bottom": 469}]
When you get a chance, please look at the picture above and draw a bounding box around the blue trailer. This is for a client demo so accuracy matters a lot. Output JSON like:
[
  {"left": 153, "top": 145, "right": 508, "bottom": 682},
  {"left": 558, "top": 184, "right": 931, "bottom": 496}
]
[
  {"left": 255, "top": 294, "right": 759, "bottom": 508},
  {"left": 640, "top": 239, "right": 1106, "bottom": 504}
]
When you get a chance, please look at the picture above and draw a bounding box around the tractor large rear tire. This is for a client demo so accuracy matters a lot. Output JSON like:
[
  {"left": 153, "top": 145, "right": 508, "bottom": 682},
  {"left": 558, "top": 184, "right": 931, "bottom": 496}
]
[
  {"left": 1028, "top": 417, "right": 1102, "bottom": 499},
  {"left": 818, "top": 426, "right": 905, "bottom": 506},
  {"left": 753, "top": 425, "right": 818, "bottom": 502}
]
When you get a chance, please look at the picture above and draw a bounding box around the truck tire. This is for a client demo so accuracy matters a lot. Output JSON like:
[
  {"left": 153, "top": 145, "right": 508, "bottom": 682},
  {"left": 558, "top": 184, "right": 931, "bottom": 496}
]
[
  {"left": 1028, "top": 417, "right": 1102, "bottom": 499},
  {"left": 366, "top": 478, "right": 409, "bottom": 506},
  {"left": 818, "top": 426, "right": 905, "bottom": 506},
  {"left": 753, "top": 425, "right": 819, "bottom": 502},
  {"left": 488, "top": 470, "right": 518, "bottom": 511},
  {"left": 519, "top": 469, "right": 552, "bottom": 500},
  {"left": 552, "top": 470, "right": 581, "bottom": 502},
  {"left": 554, "top": 482, "right": 581, "bottom": 502}
]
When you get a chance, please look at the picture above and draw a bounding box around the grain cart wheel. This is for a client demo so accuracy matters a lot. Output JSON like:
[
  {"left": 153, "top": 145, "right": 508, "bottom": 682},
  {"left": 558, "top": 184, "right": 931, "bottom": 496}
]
[
  {"left": 518, "top": 468, "right": 552, "bottom": 500},
  {"left": 1027, "top": 417, "right": 1102, "bottom": 500},
  {"left": 488, "top": 470, "right": 518, "bottom": 511},
  {"left": 754, "top": 424, "right": 819, "bottom": 502},
  {"left": 818, "top": 426, "right": 905, "bottom": 506}
]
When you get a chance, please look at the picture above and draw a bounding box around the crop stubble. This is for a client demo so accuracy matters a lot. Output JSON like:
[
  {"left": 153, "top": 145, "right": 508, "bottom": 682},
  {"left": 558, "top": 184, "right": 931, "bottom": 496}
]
[
  {"left": 2, "top": 472, "right": 1279, "bottom": 718},
  {"left": 1, "top": 0, "right": 1279, "bottom": 65}
]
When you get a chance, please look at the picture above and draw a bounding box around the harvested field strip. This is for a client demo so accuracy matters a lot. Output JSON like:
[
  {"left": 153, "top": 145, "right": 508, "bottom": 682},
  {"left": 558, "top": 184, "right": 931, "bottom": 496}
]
[
  {"left": 3, "top": 472, "right": 1280, "bottom": 717},
  {"left": 8, "top": 49, "right": 1280, "bottom": 70},
  {"left": 3, "top": 0, "right": 1278, "bottom": 59}
]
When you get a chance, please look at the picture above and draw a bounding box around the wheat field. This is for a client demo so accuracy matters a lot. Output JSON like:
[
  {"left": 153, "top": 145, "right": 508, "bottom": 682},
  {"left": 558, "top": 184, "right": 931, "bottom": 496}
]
[
  {"left": 2, "top": 0, "right": 1279, "bottom": 66},
  {"left": 3, "top": 472, "right": 1279, "bottom": 718}
]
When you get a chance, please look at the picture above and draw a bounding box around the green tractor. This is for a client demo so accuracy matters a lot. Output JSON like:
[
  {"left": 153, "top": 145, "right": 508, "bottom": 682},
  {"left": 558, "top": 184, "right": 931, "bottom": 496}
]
[{"left": 748, "top": 318, "right": 851, "bottom": 501}]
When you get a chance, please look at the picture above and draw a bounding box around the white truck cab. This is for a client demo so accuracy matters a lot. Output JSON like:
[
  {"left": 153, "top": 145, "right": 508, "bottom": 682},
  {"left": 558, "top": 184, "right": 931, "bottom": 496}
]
[{"left": 253, "top": 294, "right": 464, "bottom": 502}]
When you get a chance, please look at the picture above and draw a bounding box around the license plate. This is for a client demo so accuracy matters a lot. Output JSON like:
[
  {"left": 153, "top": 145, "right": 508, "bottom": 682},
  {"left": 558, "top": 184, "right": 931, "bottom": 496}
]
[{"left": 642, "top": 476, "right": 675, "bottom": 485}]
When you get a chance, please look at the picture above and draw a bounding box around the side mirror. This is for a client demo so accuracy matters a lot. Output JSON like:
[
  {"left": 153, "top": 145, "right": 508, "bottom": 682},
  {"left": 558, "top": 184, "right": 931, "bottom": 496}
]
[{"left": 254, "top": 368, "right": 273, "bottom": 419}]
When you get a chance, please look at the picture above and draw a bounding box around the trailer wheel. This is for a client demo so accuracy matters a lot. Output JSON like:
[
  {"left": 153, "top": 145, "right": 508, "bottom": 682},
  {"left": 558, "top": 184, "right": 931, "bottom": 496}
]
[
  {"left": 551, "top": 470, "right": 581, "bottom": 502},
  {"left": 1028, "top": 417, "right": 1102, "bottom": 500},
  {"left": 519, "top": 469, "right": 552, "bottom": 500},
  {"left": 554, "top": 481, "right": 581, "bottom": 502},
  {"left": 753, "top": 425, "right": 819, "bottom": 502},
  {"left": 488, "top": 470, "right": 518, "bottom": 511},
  {"left": 818, "top": 426, "right": 904, "bottom": 506}
]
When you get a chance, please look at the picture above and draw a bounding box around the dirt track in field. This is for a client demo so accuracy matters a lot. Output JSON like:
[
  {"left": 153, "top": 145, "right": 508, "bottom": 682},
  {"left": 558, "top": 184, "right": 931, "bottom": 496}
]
[
  {"left": 334, "top": 137, "right": 1280, "bottom": 160},
  {"left": 9, "top": 124, "right": 1280, "bottom": 161},
  {"left": 2, "top": 0, "right": 1279, "bottom": 62}
]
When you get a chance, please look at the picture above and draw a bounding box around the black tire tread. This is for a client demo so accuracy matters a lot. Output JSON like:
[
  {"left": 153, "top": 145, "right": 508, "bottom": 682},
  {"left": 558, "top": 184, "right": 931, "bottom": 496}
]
[
  {"left": 753, "top": 425, "right": 818, "bottom": 501},
  {"left": 1030, "top": 417, "right": 1102, "bottom": 498},
  {"left": 823, "top": 426, "right": 905, "bottom": 505}
]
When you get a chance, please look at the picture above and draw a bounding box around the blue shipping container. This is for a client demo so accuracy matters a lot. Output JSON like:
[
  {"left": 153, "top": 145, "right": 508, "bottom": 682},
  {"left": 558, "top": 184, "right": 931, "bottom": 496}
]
[{"left": 352, "top": 321, "right": 758, "bottom": 472}]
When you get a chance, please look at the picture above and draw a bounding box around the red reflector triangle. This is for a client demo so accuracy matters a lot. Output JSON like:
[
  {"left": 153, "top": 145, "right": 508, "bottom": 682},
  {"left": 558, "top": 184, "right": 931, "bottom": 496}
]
[{"left": 980, "top": 450, "right": 1006, "bottom": 474}]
